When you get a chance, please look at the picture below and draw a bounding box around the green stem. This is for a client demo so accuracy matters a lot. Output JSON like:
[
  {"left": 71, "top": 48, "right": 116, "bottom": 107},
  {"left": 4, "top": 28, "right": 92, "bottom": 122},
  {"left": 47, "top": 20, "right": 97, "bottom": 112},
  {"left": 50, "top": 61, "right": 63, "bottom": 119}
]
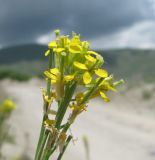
[
  {"left": 55, "top": 81, "right": 77, "bottom": 129},
  {"left": 41, "top": 145, "right": 57, "bottom": 160},
  {"left": 57, "top": 135, "right": 72, "bottom": 160},
  {"left": 35, "top": 52, "right": 54, "bottom": 160},
  {"left": 80, "top": 77, "right": 103, "bottom": 105},
  {"left": 37, "top": 130, "right": 49, "bottom": 160},
  {"left": 62, "top": 78, "right": 104, "bottom": 133},
  {"left": 41, "top": 81, "right": 76, "bottom": 159},
  {"left": 34, "top": 116, "right": 45, "bottom": 160}
]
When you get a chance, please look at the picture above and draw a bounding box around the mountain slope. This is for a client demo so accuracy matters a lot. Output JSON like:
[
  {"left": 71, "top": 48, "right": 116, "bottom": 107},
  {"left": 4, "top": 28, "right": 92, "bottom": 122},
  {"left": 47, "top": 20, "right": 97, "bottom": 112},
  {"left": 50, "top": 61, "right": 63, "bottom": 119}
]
[
  {"left": 0, "top": 44, "right": 155, "bottom": 82},
  {"left": 0, "top": 44, "right": 47, "bottom": 64}
]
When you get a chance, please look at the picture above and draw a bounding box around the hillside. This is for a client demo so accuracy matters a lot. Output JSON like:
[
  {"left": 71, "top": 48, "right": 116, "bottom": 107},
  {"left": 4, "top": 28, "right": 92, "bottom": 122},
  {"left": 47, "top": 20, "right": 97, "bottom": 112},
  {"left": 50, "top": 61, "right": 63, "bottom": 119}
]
[
  {"left": 0, "top": 44, "right": 155, "bottom": 83},
  {"left": 0, "top": 44, "right": 47, "bottom": 64}
]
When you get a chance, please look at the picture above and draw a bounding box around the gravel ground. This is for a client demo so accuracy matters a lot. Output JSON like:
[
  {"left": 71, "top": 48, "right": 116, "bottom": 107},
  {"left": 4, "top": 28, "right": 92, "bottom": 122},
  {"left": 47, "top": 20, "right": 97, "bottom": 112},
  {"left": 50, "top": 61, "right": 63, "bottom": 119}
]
[{"left": 1, "top": 79, "right": 155, "bottom": 160}]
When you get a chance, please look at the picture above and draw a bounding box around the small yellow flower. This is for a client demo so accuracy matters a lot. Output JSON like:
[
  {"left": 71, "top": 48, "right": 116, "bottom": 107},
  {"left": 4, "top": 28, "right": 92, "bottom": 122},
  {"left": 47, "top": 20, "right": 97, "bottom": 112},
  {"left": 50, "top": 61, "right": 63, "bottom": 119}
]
[
  {"left": 0, "top": 99, "right": 16, "bottom": 112},
  {"left": 87, "top": 50, "right": 104, "bottom": 64},
  {"left": 41, "top": 88, "right": 55, "bottom": 105},
  {"left": 44, "top": 68, "right": 60, "bottom": 84},
  {"left": 73, "top": 61, "right": 94, "bottom": 84}
]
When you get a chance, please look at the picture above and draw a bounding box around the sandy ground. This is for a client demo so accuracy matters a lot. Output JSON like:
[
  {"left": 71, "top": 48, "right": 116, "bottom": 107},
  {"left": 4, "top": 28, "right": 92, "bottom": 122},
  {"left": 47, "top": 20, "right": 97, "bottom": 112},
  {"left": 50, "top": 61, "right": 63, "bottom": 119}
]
[{"left": 1, "top": 79, "right": 155, "bottom": 160}]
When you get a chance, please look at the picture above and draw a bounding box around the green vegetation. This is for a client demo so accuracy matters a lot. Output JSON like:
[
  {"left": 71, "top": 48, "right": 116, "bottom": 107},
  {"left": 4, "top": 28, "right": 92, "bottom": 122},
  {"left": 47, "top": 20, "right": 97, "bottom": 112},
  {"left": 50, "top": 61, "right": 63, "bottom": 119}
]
[
  {"left": 142, "top": 89, "right": 152, "bottom": 100},
  {"left": 0, "top": 69, "right": 31, "bottom": 81}
]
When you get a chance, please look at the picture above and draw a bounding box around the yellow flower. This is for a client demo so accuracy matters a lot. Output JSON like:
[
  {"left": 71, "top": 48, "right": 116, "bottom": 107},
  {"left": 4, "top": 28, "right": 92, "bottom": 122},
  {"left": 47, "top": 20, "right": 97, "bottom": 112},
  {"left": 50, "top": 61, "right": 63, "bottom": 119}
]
[
  {"left": 0, "top": 99, "right": 16, "bottom": 112},
  {"left": 87, "top": 50, "right": 104, "bottom": 64},
  {"left": 44, "top": 68, "right": 60, "bottom": 84},
  {"left": 43, "top": 29, "right": 123, "bottom": 114},
  {"left": 41, "top": 88, "right": 55, "bottom": 105},
  {"left": 73, "top": 61, "right": 93, "bottom": 85}
]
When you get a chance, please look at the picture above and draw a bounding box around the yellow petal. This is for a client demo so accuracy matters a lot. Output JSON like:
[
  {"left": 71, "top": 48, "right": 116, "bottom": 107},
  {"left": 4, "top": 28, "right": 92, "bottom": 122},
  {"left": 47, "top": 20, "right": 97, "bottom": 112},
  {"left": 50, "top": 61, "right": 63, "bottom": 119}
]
[
  {"left": 99, "top": 91, "right": 110, "bottom": 102},
  {"left": 69, "top": 44, "right": 82, "bottom": 53},
  {"left": 87, "top": 51, "right": 99, "bottom": 55},
  {"left": 73, "top": 61, "right": 88, "bottom": 70},
  {"left": 45, "top": 50, "right": 50, "bottom": 56},
  {"left": 50, "top": 68, "right": 60, "bottom": 75},
  {"left": 95, "top": 69, "right": 108, "bottom": 78},
  {"left": 85, "top": 55, "right": 96, "bottom": 62},
  {"left": 64, "top": 75, "right": 74, "bottom": 81},
  {"left": 83, "top": 72, "right": 92, "bottom": 84},
  {"left": 48, "top": 41, "right": 57, "bottom": 49},
  {"left": 44, "top": 71, "right": 55, "bottom": 79},
  {"left": 53, "top": 48, "right": 65, "bottom": 53},
  {"left": 87, "top": 51, "right": 104, "bottom": 63}
]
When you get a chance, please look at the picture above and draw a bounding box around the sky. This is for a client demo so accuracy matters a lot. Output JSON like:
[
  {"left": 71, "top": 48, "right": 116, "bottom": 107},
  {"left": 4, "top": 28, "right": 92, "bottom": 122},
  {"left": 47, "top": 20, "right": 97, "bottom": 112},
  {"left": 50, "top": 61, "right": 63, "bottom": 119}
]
[{"left": 0, "top": 0, "right": 155, "bottom": 49}]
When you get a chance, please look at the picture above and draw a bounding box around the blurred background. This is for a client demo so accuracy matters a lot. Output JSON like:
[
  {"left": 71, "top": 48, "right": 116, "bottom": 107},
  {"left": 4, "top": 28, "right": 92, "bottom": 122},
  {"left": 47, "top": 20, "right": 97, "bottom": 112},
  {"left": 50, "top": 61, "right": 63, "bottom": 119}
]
[{"left": 0, "top": 0, "right": 155, "bottom": 159}]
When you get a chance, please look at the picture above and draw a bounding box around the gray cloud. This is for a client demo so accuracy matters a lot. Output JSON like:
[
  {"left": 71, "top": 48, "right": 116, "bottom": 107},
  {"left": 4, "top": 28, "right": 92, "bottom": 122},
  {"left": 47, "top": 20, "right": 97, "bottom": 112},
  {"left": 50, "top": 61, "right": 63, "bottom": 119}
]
[{"left": 0, "top": 0, "right": 154, "bottom": 47}]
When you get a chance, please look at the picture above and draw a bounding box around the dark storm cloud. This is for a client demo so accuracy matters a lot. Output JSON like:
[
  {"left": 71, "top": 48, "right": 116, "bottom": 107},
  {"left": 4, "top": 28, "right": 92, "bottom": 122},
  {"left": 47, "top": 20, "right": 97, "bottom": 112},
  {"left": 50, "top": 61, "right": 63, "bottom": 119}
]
[{"left": 0, "top": 0, "right": 153, "bottom": 46}]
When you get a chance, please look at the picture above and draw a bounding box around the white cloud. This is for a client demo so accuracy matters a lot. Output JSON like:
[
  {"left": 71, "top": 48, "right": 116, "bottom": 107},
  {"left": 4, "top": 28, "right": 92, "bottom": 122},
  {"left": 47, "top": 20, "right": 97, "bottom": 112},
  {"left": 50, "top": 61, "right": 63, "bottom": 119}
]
[
  {"left": 36, "top": 20, "right": 155, "bottom": 49},
  {"left": 90, "top": 20, "right": 155, "bottom": 49},
  {"left": 36, "top": 31, "right": 55, "bottom": 44}
]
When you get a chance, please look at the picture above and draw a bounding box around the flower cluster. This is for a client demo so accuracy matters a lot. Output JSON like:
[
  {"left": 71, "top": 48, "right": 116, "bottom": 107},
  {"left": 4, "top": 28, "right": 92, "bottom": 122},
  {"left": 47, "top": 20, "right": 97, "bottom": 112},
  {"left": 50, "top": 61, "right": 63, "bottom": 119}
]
[
  {"left": 35, "top": 29, "right": 124, "bottom": 160},
  {"left": 0, "top": 99, "right": 16, "bottom": 159},
  {"left": 44, "top": 30, "right": 123, "bottom": 103}
]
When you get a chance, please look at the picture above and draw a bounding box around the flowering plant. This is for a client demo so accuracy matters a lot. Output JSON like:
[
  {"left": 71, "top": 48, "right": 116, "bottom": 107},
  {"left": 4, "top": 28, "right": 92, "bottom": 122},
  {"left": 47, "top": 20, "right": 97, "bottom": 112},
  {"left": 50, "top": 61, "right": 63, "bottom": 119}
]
[
  {"left": 0, "top": 99, "right": 16, "bottom": 158},
  {"left": 35, "top": 30, "right": 123, "bottom": 160}
]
